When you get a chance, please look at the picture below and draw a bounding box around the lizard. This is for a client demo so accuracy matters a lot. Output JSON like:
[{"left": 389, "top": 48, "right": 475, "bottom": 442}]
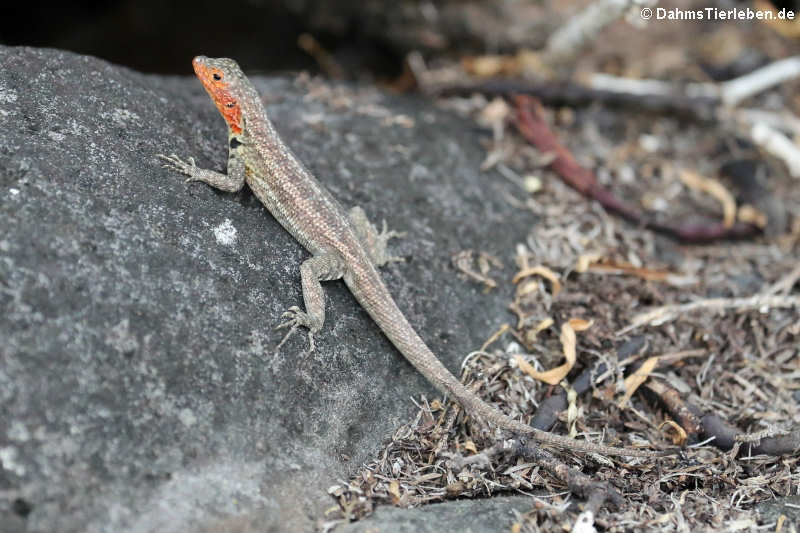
[{"left": 157, "top": 56, "right": 672, "bottom": 458}]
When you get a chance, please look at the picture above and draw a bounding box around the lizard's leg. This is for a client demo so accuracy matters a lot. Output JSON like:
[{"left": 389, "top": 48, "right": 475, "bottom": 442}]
[
  {"left": 157, "top": 139, "right": 246, "bottom": 192},
  {"left": 276, "top": 252, "right": 346, "bottom": 351},
  {"left": 348, "top": 206, "right": 406, "bottom": 267}
]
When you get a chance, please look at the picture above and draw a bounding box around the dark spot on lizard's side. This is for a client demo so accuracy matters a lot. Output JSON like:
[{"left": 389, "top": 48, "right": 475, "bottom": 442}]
[{"left": 230, "top": 137, "right": 243, "bottom": 149}]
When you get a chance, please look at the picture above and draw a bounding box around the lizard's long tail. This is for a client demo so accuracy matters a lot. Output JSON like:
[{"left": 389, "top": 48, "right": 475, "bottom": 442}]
[{"left": 349, "top": 266, "right": 673, "bottom": 458}]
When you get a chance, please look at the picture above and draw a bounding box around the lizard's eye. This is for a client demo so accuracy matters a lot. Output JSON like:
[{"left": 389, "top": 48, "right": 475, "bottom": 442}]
[
  {"left": 213, "top": 72, "right": 222, "bottom": 81},
  {"left": 225, "top": 102, "right": 235, "bottom": 108}
]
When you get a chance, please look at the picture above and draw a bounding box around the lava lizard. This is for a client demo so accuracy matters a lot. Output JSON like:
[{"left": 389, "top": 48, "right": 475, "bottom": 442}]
[{"left": 158, "top": 56, "right": 671, "bottom": 458}]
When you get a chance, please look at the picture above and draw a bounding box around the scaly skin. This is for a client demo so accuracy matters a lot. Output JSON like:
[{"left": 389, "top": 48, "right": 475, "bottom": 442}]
[{"left": 158, "top": 56, "right": 672, "bottom": 458}]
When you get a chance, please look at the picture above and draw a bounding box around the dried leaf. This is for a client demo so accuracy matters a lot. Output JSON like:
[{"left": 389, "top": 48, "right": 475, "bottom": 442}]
[
  {"left": 388, "top": 480, "right": 402, "bottom": 504},
  {"left": 564, "top": 380, "right": 578, "bottom": 438},
  {"left": 512, "top": 265, "right": 562, "bottom": 297},
  {"left": 528, "top": 318, "right": 554, "bottom": 342},
  {"left": 470, "top": 55, "right": 505, "bottom": 77},
  {"left": 452, "top": 250, "right": 499, "bottom": 289},
  {"left": 738, "top": 204, "right": 768, "bottom": 228},
  {"left": 526, "top": 317, "right": 554, "bottom": 345},
  {"left": 463, "top": 54, "right": 518, "bottom": 77},
  {"left": 591, "top": 261, "right": 670, "bottom": 281},
  {"left": 777, "top": 514, "right": 787, "bottom": 533},
  {"left": 481, "top": 323, "right": 510, "bottom": 351},
  {"left": 516, "top": 322, "right": 577, "bottom": 385},
  {"left": 679, "top": 169, "right": 737, "bottom": 228},
  {"left": 517, "top": 280, "right": 540, "bottom": 297},
  {"left": 578, "top": 256, "right": 696, "bottom": 286},
  {"left": 619, "top": 356, "right": 660, "bottom": 408},
  {"left": 659, "top": 419, "right": 688, "bottom": 445},
  {"left": 575, "top": 253, "right": 603, "bottom": 273},
  {"left": 568, "top": 318, "right": 593, "bottom": 331},
  {"left": 513, "top": 354, "right": 538, "bottom": 376}
]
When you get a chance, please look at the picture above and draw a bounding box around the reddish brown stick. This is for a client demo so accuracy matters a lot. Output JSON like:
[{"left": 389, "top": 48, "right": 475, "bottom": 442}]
[{"left": 513, "top": 95, "right": 760, "bottom": 243}]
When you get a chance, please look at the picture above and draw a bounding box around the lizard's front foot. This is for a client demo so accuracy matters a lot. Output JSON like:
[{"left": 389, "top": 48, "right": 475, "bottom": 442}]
[
  {"left": 156, "top": 153, "right": 200, "bottom": 183},
  {"left": 276, "top": 306, "right": 319, "bottom": 352}
]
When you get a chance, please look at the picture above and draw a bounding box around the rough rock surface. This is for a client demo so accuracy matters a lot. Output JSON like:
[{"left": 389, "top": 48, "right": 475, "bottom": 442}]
[
  {"left": 335, "top": 495, "right": 534, "bottom": 532},
  {"left": 0, "top": 46, "right": 535, "bottom": 532}
]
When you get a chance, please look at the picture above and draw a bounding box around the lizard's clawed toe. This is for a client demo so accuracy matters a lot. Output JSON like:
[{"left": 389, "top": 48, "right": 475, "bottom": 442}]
[
  {"left": 306, "top": 331, "right": 316, "bottom": 352},
  {"left": 279, "top": 306, "right": 302, "bottom": 322},
  {"left": 157, "top": 154, "right": 197, "bottom": 178},
  {"left": 277, "top": 306, "right": 313, "bottom": 331},
  {"left": 378, "top": 220, "right": 407, "bottom": 242},
  {"left": 275, "top": 307, "right": 317, "bottom": 352}
]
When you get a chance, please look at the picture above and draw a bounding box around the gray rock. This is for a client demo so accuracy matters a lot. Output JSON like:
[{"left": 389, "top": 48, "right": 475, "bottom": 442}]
[
  {"left": 756, "top": 495, "right": 800, "bottom": 528},
  {"left": 0, "top": 46, "right": 535, "bottom": 532},
  {"left": 335, "top": 495, "right": 533, "bottom": 533}
]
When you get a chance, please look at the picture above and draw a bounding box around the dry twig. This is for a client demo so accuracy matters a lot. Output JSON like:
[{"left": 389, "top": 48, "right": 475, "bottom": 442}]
[
  {"left": 513, "top": 95, "right": 760, "bottom": 242},
  {"left": 621, "top": 294, "right": 800, "bottom": 334}
]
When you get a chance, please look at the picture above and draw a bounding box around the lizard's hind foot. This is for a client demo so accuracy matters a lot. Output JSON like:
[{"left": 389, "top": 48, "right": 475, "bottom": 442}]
[{"left": 276, "top": 306, "right": 317, "bottom": 352}]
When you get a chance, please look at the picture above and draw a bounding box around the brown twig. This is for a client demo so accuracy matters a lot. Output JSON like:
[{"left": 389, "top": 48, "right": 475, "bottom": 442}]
[
  {"left": 512, "top": 95, "right": 761, "bottom": 243},
  {"left": 701, "top": 415, "right": 800, "bottom": 456},
  {"left": 435, "top": 55, "right": 800, "bottom": 121},
  {"left": 644, "top": 381, "right": 703, "bottom": 442},
  {"left": 645, "top": 379, "right": 800, "bottom": 456},
  {"left": 443, "top": 438, "right": 624, "bottom": 510},
  {"left": 531, "top": 336, "right": 800, "bottom": 456},
  {"left": 514, "top": 440, "right": 624, "bottom": 511},
  {"left": 434, "top": 79, "right": 718, "bottom": 121}
]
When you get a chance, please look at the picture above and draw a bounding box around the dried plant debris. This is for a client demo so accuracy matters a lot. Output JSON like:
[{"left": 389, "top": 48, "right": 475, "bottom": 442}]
[
  {"left": 328, "top": 313, "right": 798, "bottom": 531},
  {"left": 452, "top": 249, "right": 504, "bottom": 290},
  {"left": 328, "top": 256, "right": 799, "bottom": 530},
  {"left": 329, "top": 3, "right": 799, "bottom": 530},
  {"left": 327, "top": 102, "right": 799, "bottom": 529}
]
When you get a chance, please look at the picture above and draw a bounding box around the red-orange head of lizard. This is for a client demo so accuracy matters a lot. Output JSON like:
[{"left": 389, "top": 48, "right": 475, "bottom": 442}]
[{"left": 192, "top": 56, "right": 243, "bottom": 134}]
